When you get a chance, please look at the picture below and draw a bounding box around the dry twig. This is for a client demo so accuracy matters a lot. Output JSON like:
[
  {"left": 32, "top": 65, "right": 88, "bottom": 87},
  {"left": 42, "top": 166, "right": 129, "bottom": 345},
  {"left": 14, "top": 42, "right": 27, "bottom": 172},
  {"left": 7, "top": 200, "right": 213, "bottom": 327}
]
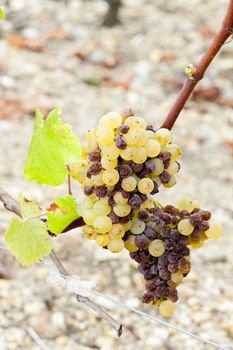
[{"left": 0, "top": 186, "right": 122, "bottom": 336}]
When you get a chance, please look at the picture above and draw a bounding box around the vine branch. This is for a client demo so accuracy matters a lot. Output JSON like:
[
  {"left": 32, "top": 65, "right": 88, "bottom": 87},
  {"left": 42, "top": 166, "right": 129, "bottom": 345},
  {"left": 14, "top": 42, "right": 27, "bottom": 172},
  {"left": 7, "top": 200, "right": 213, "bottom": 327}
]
[
  {"left": 161, "top": 0, "right": 233, "bottom": 130},
  {"left": 0, "top": 185, "right": 122, "bottom": 336}
]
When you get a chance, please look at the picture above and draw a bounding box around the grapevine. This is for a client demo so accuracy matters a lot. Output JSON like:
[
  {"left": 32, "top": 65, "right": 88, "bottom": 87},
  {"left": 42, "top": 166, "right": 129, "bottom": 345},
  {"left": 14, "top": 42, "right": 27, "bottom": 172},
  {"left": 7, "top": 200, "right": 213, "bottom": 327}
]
[{"left": 0, "top": 0, "right": 233, "bottom": 337}]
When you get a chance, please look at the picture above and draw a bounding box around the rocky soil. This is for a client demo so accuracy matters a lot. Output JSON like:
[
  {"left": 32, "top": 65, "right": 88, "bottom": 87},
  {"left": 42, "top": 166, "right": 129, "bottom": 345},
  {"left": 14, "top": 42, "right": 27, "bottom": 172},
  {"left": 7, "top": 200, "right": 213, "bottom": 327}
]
[{"left": 0, "top": 0, "right": 233, "bottom": 349}]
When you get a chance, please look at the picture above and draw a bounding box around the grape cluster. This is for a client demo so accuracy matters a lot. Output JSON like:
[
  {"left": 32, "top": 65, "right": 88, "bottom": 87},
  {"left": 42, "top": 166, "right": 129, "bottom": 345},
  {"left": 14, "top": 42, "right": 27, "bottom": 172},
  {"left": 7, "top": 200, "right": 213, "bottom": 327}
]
[
  {"left": 127, "top": 197, "right": 222, "bottom": 317},
  {"left": 72, "top": 111, "right": 181, "bottom": 253},
  {"left": 71, "top": 111, "right": 222, "bottom": 317}
]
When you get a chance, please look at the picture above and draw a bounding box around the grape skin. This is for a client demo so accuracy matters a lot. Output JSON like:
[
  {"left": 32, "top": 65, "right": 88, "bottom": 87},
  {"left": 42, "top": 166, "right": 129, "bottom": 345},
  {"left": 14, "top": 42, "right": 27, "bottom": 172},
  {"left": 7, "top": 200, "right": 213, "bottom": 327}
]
[
  {"left": 94, "top": 216, "right": 113, "bottom": 233},
  {"left": 96, "top": 127, "right": 115, "bottom": 146},
  {"left": 121, "top": 176, "right": 137, "bottom": 192},
  {"left": 149, "top": 239, "right": 165, "bottom": 257},
  {"left": 205, "top": 222, "right": 222, "bottom": 239},
  {"left": 108, "top": 239, "right": 124, "bottom": 253},
  {"left": 159, "top": 300, "right": 176, "bottom": 317},
  {"left": 102, "top": 169, "right": 120, "bottom": 186},
  {"left": 138, "top": 178, "right": 154, "bottom": 195},
  {"left": 178, "top": 219, "right": 194, "bottom": 236}
]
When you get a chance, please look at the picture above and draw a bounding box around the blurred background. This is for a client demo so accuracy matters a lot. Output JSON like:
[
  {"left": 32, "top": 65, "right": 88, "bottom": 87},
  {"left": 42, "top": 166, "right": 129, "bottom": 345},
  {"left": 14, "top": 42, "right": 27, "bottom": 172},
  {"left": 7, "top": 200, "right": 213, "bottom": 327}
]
[{"left": 0, "top": 0, "right": 233, "bottom": 349}]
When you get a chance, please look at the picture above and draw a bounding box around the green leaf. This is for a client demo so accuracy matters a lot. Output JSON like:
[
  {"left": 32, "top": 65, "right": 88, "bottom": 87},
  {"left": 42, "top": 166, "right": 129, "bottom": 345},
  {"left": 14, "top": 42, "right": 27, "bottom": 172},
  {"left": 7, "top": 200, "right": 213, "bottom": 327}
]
[
  {"left": 19, "top": 194, "right": 42, "bottom": 219},
  {"left": 0, "top": 7, "right": 5, "bottom": 20},
  {"left": 47, "top": 195, "right": 80, "bottom": 234},
  {"left": 5, "top": 198, "right": 51, "bottom": 266},
  {"left": 24, "top": 107, "right": 82, "bottom": 186}
]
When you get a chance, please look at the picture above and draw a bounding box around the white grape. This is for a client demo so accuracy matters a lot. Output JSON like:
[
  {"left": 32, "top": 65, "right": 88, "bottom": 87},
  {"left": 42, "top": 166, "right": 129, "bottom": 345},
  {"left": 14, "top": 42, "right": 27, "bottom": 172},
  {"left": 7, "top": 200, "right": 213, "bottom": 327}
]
[
  {"left": 138, "top": 178, "right": 154, "bottom": 194},
  {"left": 102, "top": 169, "right": 120, "bottom": 186},
  {"left": 121, "top": 176, "right": 137, "bottom": 192},
  {"left": 94, "top": 216, "right": 112, "bottom": 233},
  {"left": 96, "top": 127, "right": 114, "bottom": 146},
  {"left": 159, "top": 300, "right": 176, "bottom": 317},
  {"left": 130, "top": 219, "right": 146, "bottom": 234},
  {"left": 146, "top": 139, "right": 161, "bottom": 157},
  {"left": 178, "top": 219, "right": 194, "bottom": 236},
  {"left": 149, "top": 239, "right": 165, "bottom": 257},
  {"left": 99, "top": 111, "right": 122, "bottom": 129}
]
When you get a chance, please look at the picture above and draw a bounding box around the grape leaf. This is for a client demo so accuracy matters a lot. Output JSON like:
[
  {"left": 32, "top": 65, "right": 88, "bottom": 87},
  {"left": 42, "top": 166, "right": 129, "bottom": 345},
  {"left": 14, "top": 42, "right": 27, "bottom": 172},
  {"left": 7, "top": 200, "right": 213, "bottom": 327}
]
[
  {"left": 0, "top": 7, "right": 5, "bottom": 20},
  {"left": 47, "top": 195, "right": 80, "bottom": 234},
  {"left": 24, "top": 106, "right": 82, "bottom": 186},
  {"left": 5, "top": 197, "right": 51, "bottom": 266},
  {"left": 19, "top": 194, "right": 42, "bottom": 218}
]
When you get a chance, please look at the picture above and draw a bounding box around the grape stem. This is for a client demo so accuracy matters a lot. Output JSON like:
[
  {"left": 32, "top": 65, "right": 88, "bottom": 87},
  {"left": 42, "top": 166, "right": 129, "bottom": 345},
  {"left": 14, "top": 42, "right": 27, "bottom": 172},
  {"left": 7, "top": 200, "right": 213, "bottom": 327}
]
[
  {"left": 0, "top": 185, "right": 122, "bottom": 336},
  {"left": 66, "top": 165, "right": 72, "bottom": 196},
  {"left": 161, "top": 0, "right": 233, "bottom": 130}
]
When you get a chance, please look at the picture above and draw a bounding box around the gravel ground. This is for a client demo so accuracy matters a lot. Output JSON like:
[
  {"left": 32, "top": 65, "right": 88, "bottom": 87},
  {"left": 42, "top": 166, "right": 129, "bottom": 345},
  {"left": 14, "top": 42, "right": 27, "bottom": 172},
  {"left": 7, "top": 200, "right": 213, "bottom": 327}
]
[{"left": 0, "top": 0, "right": 233, "bottom": 349}]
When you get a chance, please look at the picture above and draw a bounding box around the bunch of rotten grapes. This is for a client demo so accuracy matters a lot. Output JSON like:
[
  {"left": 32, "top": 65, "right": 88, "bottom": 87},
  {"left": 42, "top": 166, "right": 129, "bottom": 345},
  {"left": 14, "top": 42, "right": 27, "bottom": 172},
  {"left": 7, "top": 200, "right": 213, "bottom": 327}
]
[{"left": 71, "top": 111, "right": 222, "bottom": 317}]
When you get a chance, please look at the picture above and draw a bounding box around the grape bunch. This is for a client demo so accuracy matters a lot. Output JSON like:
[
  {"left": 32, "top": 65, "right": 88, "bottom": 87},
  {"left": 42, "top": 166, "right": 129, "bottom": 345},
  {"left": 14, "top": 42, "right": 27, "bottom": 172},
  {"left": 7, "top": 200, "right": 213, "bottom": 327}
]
[
  {"left": 72, "top": 111, "right": 181, "bottom": 252},
  {"left": 127, "top": 197, "right": 222, "bottom": 317},
  {"left": 70, "top": 110, "right": 222, "bottom": 317}
]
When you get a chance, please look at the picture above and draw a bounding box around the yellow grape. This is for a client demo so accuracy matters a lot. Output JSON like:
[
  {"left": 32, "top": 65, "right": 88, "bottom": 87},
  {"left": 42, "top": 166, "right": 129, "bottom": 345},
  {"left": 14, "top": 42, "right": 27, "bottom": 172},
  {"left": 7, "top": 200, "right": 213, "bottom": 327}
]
[
  {"left": 166, "top": 162, "right": 179, "bottom": 175},
  {"left": 130, "top": 219, "right": 146, "bottom": 234},
  {"left": 124, "top": 235, "right": 139, "bottom": 252},
  {"left": 83, "top": 225, "right": 97, "bottom": 240},
  {"left": 155, "top": 128, "right": 172, "bottom": 145},
  {"left": 113, "top": 204, "right": 131, "bottom": 217},
  {"left": 159, "top": 300, "right": 176, "bottom": 317},
  {"left": 178, "top": 219, "right": 194, "bottom": 236},
  {"left": 94, "top": 216, "right": 112, "bottom": 233},
  {"left": 109, "top": 224, "right": 125, "bottom": 239},
  {"left": 91, "top": 173, "right": 104, "bottom": 186},
  {"left": 107, "top": 239, "right": 124, "bottom": 253},
  {"left": 153, "top": 177, "right": 161, "bottom": 187},
  {"left": 93, "top": 200, "right": 111, "bottom": 216},
  {"left": 70, "top": 160, "right": 88, "bottom": 184},
  {"left": 136, "top": 129, "right": 149, "bottom": 146},
  {"left": 163, "top": 175, "right": 176, "bottom": 188},
  {"left": 177, "top": 197, "right": 200, "bottom": 212},
  {"left": 96, "top": 234, "right": 110, "bottom": 247},
  {"left": 124, "top": 117, "right": 147, "bottom": 130},
  {"left": 102, "top": 169, "right": 120, "bottom": 186},
  {"left": 113, "top": 191, "right": 128, "bottom": 204},
  {"left": 163, "top": 144, "right": 181, "bottom": 162},
  {"left": 151, "top": 158, "right": 164, "bottom": 176},
  {"left": 132, "top": 147, "right": 148, "bottom": 164},
  {"left": 83, "top": 197, "right": 95, "bottom": 209},
  {"left": 81, "top": 144, "right": 88, "bottom": 160},
  {"left": 101, "top": 156, "right": 117, "bottom": 170},
  {"left": 83, "top": 209, "right": 98, "bottom": 225},
  {"left": 146, "top": 130, "right": 155, "bottom": 140},
  {"left": 205, "top": 222, "right": 223, "bottom": 239},
  {"left": 120, "top": 147, "right": 135, "bottom": 161},
  {"left": 141, "top": 199, "right": 154, "bottom": 209},
  {"left": 123, "top": 220, "right": 132, "bottom": 231},
  {"left": 146, "top": 139, "right": 161, "bottom": 157},
  {"left": 138, "top": 178, "right": 154, "bottom": 194},
  {"left": 149, "top": 239, "right": 165, "bottom": 257},
  {"left": 101, "top": 143, "right": 120, "bottom": 160},
  {"left": 86, "top": 128, "right": 97, "bottom": 141},
  {"left": 190, "top": 240, "right": 204, "bottom": 249},
  {"left": 171, "top": 272, "right": 183, "bottom": 284},
  {"left": 96, "top": 127, "right": 114, "bottom": 146},
  {"left": 99, "top": 111, "right": 122, "bottom": 129},
  {"left": 87, "top": 139, "right": 99, "bottom": 152},
  {"left": 121, "top": 176, "right": 137, "bottom": 192},
  {"left": 123, "top": 131, "right": 139, "bottom": 145}
]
